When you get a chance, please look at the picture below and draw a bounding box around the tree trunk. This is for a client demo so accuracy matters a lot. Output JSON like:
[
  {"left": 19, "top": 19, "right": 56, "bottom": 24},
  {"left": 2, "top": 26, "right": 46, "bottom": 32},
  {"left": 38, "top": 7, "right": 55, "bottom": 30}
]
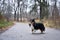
[{"left": 14, "top": 11, "right": 16, "bottom": 21}]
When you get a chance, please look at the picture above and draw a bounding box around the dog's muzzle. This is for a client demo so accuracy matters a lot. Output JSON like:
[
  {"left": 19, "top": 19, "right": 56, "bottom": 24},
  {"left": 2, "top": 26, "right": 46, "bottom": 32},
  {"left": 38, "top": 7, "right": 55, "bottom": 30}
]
[{"left": 29, "top": 24, "right": 31, "bottom": 27}]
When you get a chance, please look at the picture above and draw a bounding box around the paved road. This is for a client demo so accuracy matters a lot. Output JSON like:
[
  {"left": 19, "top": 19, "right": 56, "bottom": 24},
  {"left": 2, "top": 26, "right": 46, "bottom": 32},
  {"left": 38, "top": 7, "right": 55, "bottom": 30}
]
[{"left": 0, "top": 22, "right": 60, "bottom": 40}]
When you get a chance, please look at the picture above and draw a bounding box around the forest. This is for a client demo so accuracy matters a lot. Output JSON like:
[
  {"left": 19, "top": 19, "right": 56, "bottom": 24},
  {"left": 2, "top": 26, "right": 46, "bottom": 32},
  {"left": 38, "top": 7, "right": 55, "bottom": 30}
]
[{"left": 0, "top": 0, "right": 60, "bottom": 29}]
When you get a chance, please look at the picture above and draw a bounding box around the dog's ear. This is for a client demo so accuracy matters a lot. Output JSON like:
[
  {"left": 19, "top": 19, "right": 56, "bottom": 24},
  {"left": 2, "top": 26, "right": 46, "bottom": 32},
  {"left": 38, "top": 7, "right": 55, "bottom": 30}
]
[{"left": 31, "top": 19, "right": 35, "bottom": 22}]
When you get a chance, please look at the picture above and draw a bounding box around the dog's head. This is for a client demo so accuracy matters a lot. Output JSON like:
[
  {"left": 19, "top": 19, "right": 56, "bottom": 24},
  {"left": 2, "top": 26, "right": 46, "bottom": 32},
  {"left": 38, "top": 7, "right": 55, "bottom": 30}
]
[{"left": 29, "top": 19, "right": 35, "bottom": 27}]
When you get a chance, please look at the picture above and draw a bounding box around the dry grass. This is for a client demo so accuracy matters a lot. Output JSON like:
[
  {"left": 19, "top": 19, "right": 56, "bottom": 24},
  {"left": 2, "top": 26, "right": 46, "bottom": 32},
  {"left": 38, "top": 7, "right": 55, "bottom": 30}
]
[
  {"left": 43, "top": 18, "right": 60, "bottom": 29},
  {"left": 28, "top": 17, "right": 60, "bottom": 29}
]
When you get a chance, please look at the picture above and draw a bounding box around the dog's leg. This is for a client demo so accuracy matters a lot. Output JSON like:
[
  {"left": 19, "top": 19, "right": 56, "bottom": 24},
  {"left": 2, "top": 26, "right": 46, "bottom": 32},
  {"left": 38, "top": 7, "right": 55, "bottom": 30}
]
[
  {"left": 32, "top": 29, "right": 34, "bottom": 32},
  {"left": 39, "top": 29, "right": 43, "bottom": 33},
  {"left": 41, "top": 30, "right": 43, "bottom": 33},
  {"left": 32, "top": 28, "right": 36, "bottom": 33}
]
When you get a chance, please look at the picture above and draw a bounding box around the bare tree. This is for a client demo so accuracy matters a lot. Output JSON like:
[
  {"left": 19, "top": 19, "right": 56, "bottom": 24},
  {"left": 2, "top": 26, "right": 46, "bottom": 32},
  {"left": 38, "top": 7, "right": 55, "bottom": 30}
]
[
  {"left": 52, "top": 0, "right": 59, "bottom": 19},
  {"left": 52, "top": 0, "right": 59, "bottom": 28},
  {"left": 13, "top": 0, "right": 17, "bottom": 21}
]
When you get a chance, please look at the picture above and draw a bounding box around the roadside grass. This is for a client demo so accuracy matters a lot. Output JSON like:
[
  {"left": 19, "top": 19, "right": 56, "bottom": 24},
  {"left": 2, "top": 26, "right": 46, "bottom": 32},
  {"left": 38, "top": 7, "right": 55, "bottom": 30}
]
[
  {"left": 43, "top": 19, "right": 60, "bottom": 29},
  {"left": 0, "top": 21, "right": 14, "bottom": 29}
]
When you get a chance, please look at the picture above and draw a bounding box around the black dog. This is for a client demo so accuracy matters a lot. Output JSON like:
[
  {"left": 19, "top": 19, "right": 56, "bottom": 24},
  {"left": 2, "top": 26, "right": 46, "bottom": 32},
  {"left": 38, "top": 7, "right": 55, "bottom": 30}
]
[{"left": 29, "top": 19, "right": 45, "bottom": 33}]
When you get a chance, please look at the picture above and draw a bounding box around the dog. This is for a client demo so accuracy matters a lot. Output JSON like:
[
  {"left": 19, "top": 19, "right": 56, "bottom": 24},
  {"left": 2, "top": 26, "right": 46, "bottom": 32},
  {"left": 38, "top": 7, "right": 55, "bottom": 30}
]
[{"left": 29, "top": 19, "right": 45, "bottom": 33}]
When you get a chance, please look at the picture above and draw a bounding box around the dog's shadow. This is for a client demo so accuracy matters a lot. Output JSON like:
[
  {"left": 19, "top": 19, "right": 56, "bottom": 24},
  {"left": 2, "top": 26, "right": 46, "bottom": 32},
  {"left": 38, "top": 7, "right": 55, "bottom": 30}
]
[{"left": 31, "top": 32, "right": 46, "bottom": 35}]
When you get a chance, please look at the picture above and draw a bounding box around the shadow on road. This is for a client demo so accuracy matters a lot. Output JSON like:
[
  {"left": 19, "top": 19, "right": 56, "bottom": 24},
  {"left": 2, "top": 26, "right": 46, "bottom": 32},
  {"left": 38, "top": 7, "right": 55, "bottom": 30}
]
[{"left": 31, "top": 33, "right": 46, "bottom": 35}]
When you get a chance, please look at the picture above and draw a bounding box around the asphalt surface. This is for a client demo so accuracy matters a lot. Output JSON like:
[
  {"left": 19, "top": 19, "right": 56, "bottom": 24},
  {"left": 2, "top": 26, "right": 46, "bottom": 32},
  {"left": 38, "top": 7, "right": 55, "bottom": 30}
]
[{"left": 0, "top": 22, "right": 60, "bottom": 40}]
